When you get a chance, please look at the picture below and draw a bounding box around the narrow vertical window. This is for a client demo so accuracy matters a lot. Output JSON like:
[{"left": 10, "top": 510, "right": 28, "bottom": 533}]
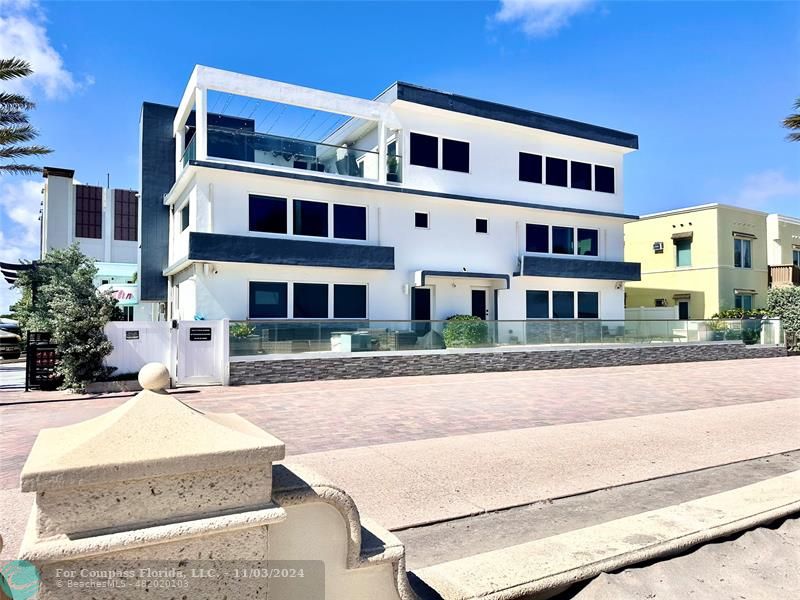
[
  {"left": 75, "top": 185, "right": 102, "bottom": 239},
  {"left": 594, "top": 165, "right": 615, "bottom": 193},
  {"left": 552, "top": 226, "right": 575, "bottom": 255},
  {"left": 525, "top": 290, "right": 549, "bottom": 319},
  {"left": 114, "top": 190, "right": 138, "bottom": 241},
  {"left": 577, "top": 228, "right": 599, "bottom": 256},
  {"left": 734, "top": 238, "right": 752, "bottom": 268},
  {"left": 552, "top": 291, "right": 575, "bottom": 319},
  {"left": 181, "top": 205, "right": 189, "bottom": 231},
  {"left": 570, "top": 161, "right": 592, "bottom": 190},
  {"left": 577, "top": 292, "right": 599, "bottom": 318},
  {"left": 675, "top": 239, "right": 692, "bottom": 267},
  {"left": 293, "top": 199, "right": 328, "bottom": 237}
]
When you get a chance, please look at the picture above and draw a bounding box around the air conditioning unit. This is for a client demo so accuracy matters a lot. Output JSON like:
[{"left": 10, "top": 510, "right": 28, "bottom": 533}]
[{"left": 653, "top": 241, "right": 664, "bottom": 253}]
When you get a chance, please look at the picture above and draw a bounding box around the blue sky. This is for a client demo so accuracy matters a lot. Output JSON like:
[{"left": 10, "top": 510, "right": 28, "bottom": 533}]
[{"left": 1, "top": 0, "right": 799, "bottom": 311}]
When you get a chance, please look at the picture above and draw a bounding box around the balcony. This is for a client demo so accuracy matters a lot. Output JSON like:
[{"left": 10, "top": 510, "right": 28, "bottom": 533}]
[{"left": 769, "top": 264, "right": 800, "bottom": 287}]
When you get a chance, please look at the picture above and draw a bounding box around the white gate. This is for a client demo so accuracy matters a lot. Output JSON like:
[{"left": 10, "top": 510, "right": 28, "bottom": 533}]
[
  {"left": 105, "top": 322, "right": 172, "bottom": 376},
  {"left": 174, "top": 320, "right": 228, "bottom": 386}
]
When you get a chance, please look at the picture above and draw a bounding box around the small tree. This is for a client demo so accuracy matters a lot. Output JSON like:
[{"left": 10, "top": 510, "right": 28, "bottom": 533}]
[
  {"left": 13, "top": 245, "right": 117, "bottom": 391},
  {"left": 767, "top": 286, "right": 800, "bottom": 351}
]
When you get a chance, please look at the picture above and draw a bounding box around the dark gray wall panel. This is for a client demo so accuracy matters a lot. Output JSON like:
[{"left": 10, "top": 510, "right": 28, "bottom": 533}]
[{"left": 520, "top": 255, "right": 641, "bottom": 281}]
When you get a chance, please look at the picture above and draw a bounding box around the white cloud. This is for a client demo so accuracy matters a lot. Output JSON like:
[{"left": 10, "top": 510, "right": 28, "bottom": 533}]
[
  {"left": 0, "top": 177, "right": 42, "bottom": 312},
  {"left": 0, "top": 0, "right": 91, "bottom": 99},
  {"left": 725, "top": 170, "right": 800, "bottom": 212},
  {"left": 493, "top": 0, "right": 595, "bottom": 37}
]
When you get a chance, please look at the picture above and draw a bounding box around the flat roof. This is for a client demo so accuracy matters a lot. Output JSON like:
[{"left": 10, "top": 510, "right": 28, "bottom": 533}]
[{"left": 637, "top": 203, "right": 769, "bottom": 220}]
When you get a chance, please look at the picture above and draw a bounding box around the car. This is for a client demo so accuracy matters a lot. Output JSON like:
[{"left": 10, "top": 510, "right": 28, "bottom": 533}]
[{"left": 0, "top": 328, "right": 22, "bottom": 360}]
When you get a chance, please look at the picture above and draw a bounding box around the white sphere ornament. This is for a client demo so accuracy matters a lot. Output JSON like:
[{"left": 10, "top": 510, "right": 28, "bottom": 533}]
[{"left": 138, "top": 362, "right": 170, "bottom": 391}]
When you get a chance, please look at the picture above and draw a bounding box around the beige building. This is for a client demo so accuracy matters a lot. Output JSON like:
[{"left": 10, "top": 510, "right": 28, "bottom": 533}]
[
  {"left": 766, "top": 213, "right": 800, "bottom": 287},
  {"left": 624, "top": 204, "right": 771, "bottom": 319}
]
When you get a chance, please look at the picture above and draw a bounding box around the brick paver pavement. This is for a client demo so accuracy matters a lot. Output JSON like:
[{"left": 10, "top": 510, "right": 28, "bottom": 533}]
[{"left": 1, "top": 356, "right": 798, "bottom": 490}]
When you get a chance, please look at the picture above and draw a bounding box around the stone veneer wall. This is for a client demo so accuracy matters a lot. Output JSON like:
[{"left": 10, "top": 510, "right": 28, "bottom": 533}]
[{"left": 230, "top": 343, "right": 787, "bottom": 385}]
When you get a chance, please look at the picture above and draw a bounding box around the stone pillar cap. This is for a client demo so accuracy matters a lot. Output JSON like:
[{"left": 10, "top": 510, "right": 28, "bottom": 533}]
[{"left": 20, "top": 365, "right": 285, "bottom": 492}]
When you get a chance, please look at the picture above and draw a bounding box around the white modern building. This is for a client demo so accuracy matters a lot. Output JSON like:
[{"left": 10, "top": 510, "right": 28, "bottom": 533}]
[
  {"left": 140, "top": 66, "right": 640, "bottom": 326},
  {"left": 40, "top": 167, "right": 145, "bottom": 320}
]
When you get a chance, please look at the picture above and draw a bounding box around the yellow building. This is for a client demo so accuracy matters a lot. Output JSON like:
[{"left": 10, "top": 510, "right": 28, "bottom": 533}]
[
  {"left": 624, "top": 204, "right": 770, "bottom": 319},
  {"left": 766, "top": 213, "right": 800, "bottom": 287}
]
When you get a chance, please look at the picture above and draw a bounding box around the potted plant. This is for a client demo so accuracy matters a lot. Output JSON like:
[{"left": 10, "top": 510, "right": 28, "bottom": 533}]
[{"left": 230, "top": 323, "right": 260, "bottom": 355}]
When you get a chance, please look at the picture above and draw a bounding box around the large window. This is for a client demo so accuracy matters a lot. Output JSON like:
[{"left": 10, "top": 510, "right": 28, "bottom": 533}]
[
  {"left": 333, "top": 204, "right": 367, "bottom": 240},
  {"left": 293, "top": 199, "right": 328, "bottom": 237},
  {"left": 577, "top": 292, "right": 599, "bottom": 318},
  {"left": 570, "top": 161, "right": 592, "bottom": 191},
  {"left": 442, "top": 138, "right": 469, "bottom": 173},
  {"left": 519, "top": 152, "right": 542, "bottom": 184},
  {"left": 249, "top": 282, "right": 288, "bottom": 318},
  {"left": 552, "top": 291, "right": 575, "bottom": 319},
  {"left": 734, "top": 238, "right": 752, "bottom": 268},
  {"left": 552, "top": 226, "right": 574, "bottom": 255},
  {"left": 735, "top": 294, "right": 753, "bottom": 311},
  {"left": 545, "top": 157, "right": 568, "bottom": 187},
  {"left": 114, "top": 190, "right": 138, "bottom": 241},
  {"left": 577, "top": 228, "right": 599, "bottom": 256},
  {"left": 409, "top": 132, "right": 438, "bottom": 168},
  {"left": 526, "top": 290, "right": 549, "bottom": 319},
  {"left": 293, "top": 283, "right": 328, "bottom": 318},
  {"left": 526, "top": 223, "right": 549, "bottom": 253},
  {"left": 333, "top": 284, "right": 367, "bottom": 318},
  {"left": 594, "top": 165, "right": 615, "bottom": 193},
  {"left": 249, "top": 195, "right": 287, "bottom": 234},
  {"left": 675, "top": 239, "right": 692, "bottom": 267},
  {"left": 75, "top": 184, "right": 102, "bottom": 239}
]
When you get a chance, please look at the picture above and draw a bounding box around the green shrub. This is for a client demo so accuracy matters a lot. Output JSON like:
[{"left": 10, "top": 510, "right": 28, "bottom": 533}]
[
  {"left": 442, "top": 315, "right": 489, "bottom": 348},
  {"left": 230, "top": 322, "right": 256, "bottom": 338},
  {"left": 712, "top": 307, "right": 769, "bottom": 319},
  {"left": 767, "top": 286, "right": 800, "bottom": 350}
]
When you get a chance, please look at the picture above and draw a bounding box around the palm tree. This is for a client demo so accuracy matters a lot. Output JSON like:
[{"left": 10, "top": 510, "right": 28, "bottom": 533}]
[
  {"left": 0, "top": 57, "right": 52, "bottom": 175},
  {"left": 783, "top": 97, "right": 800, "bottom": 142}
]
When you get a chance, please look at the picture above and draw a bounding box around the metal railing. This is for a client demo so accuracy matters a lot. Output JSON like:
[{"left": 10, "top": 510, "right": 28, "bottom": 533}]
[{"left": 229, "top": 318, "right": 783, "bottom": 357}]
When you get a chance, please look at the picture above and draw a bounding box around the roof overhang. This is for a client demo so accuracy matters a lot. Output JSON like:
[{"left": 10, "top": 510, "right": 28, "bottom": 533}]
[{"left": 414, "top": 270, "right": 510, "bottom": 289}]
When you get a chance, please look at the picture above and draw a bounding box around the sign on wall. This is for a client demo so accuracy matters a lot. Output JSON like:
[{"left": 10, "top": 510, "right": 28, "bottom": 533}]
[{"left": 189, "top": 327, "right": 213, "bottom": 341}]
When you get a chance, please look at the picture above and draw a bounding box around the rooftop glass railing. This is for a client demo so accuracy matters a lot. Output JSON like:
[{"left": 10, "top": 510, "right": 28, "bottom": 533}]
[
  {"left": 229, "top": 318, "right": 783, "bottom": 357},
  {"left": 199, "top": 126, "right": 401, "bottom": 182}
]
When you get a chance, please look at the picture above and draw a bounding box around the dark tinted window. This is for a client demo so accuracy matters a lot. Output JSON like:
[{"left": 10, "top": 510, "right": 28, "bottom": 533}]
[
  {"left": 293, "top": 283, "right": 328, "bottom": 318},
  {"left": 249, "top": 195, "right": 287, "bottom": 234},
  {"left": 526, "top": 290, "right": 549, "bottom": 319},
  {"left": 114, "top": 189, "right": 138, "bottom": 241},
  {"left": 181, "top": 205, "right": 189, "bottom": 231},
  {"left": 415, "top": 212, "right": 429, "bottom": 228},
  {"left": 526, "top": 223, "right": 549, "bottom": 253},
  {"left": 577, "top": 228, "right": 598, "bottom": 256},
  {"left": 293, "top": 199, "right": 328, "bottom": 237},
  {"left": 552, "top": 226, "right": 574, "bottom": 254},
  {"left": 333, "top": 284, "right": 367, "bottom": 318},
  {"left": 546, "top": 157, "right": 568, "bottom": 187},
  {"left": 577, "top": 292, "right": 599, "bottom": 318},
  {"left": 594, "top": 165, "right": 615, "bottom": 193},
  {"left": 519, "top": 152, "right": 542, "bottom": 183},
  {"left": 75, "top": 185, "right": 102, "bottom": 239},
  {"left": 571, "top": 161, "right": 592, "bottom": 190},
  {"left": 552, "top": 291, "right": 575, "bottom": 319},
  {"left": 333, "top": 204, "right": 367, "bottom": 240},
  {"left": 249, "top": 282, "right": 287, "bottom": 318},
  {"left": 476, "top": 218, "right": 488, "bottom": 234},
  {"left": 410, "top": 132, "right": 438, "bottom": 168},
  {"left": 442, "top": 138, "right": 469, "bottom": 172}
]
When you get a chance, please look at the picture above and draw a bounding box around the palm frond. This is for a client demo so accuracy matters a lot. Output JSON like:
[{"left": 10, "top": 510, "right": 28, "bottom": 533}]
[
  {"left": 0, "top": 124, "right": 37, "bottom": 145},
  {"left": 0, "top": 144, "right": 52, "bottom": 159},
  {"left": 0, "top": 163, "right": 44, "bottom": 175},
  {"left": 0, "top": 58, "right": 33, "bottom": 81},
  {"left": 0, "top": 92, "right": 35, "bottom": 111},
  {"left": 0, "top": 111, "right": 27, "bottom": 126}
]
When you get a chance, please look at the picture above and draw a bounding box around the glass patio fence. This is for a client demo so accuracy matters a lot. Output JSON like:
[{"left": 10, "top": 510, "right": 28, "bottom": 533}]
[
  {"left": 195, "top": 126, "right": 400, "bottom": 182},
  {"left": 229, "top": 318, "right": 783, "bottom": 357}
]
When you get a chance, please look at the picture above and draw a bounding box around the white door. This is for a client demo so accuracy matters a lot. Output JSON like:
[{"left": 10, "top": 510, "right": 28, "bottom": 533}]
[{"left": 175, "top": 320, "right": 226, "bottom": 386}]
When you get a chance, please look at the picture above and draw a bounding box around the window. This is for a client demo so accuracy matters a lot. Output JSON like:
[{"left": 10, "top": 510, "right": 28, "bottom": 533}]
[
  {"left": 734, "top": 238, "right": 752, "bottom": 268},
  {"left": 249, "top": 195, "right": 287, "bottom": 234},
  {"left": 545, "top": 157, "right": 568, "bottom": 187},
  {"left": 293, "top": 283, "right": 328, "bottom": 318},
  {"left": 442, "top": 138, "right": 469, "bottom": 173},
  {"left": 735, "top": 294, "right": 753, "bottom": 311},
  {"left": 675, "top": 239, "right": 692, "bottom": 267},
  {"left": 249, "top": 282, "right": 287, "bottom": 318},
  {"left": 519, "top": 152, "right": 542, "bottom": 184},
  {"left": 526, "top": 224, "right": 549, "bottom": 253},
  {"left": 415, "top": 211, "right": 429, "bottom": 229},
  {"left": 794, "top": 249, "right": 800, "bottom": 267},
  {"left": 571, "top": 161, "right": 592, "bottom": 191},
  {"left": 75, "top": 184, "right": 102, "bottom": 239},
  {"left": 409, "top": 132, "right": 438, "bottom": 168},
  {"left": 526, "top": 290, "right": 549, "bottom": 319},
  {"left": 293, "top": 199, "right": 328, "bottom": 237},
  {"left": 475, "top": 218, "right": 488, "bottom": 234},
  {"left": 577, "top": 228, "right": 599, "bottom": 256},
  {"left": 552, "top": 291, "right": 575, "bottom": 319},
  {"left": 594, "top": 165, "right": 615, "bottom": 193},
  {"left": 114, "top": 190, "right": 138, "bottom": 241},
  {"left": 577, "top": 292, "right": 599, "bottom": 318},
  {"left": 181, "top": 205, "right": 189, "bottom": 231},
  {"left": 334, "top": 284, "right": 367, "bottom": 318},
  {"left": 333, "top": 204, "right": 367, "bottom": 240},
  {"left": 552, "top": 226, "right": 574, "bottom": 255}
]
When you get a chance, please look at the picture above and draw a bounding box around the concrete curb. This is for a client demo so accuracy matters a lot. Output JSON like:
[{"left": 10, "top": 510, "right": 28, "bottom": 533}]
[{"left": 412, "top": 471, "right": 800, "bottom": 600}]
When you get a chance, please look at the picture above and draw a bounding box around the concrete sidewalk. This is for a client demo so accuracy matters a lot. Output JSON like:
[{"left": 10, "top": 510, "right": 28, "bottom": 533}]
[{"left": 287, "top": 398, "right": 800, "bottom": 530}]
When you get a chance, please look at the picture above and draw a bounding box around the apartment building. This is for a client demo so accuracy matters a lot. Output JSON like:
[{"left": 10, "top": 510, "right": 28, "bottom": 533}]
[
  {"left": 139, "top": 66, "right": 641, "bottom": 324},
  {"left": 41, "top": 167, "right": 145, "bottom": 320},
  {"left": 766, "top": 213, "right": 800, "bottom": 287}
]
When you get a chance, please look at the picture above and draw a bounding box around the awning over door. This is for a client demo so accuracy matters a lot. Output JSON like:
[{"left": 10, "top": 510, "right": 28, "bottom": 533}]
[{"left": 413, "top": 270, "right": 510, "bottom": 289}]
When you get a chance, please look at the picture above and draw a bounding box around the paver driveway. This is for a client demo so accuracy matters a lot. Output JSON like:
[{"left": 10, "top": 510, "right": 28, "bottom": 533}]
[{"left": 1, "top": 356, "right": 798, "bottom": 490}]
